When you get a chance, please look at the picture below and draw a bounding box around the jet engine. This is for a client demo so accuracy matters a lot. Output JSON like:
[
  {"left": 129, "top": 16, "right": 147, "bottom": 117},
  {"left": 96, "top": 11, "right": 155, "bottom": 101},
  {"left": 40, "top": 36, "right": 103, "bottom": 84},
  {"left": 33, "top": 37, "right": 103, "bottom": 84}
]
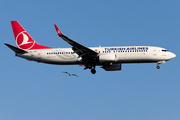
[{"left": 102, "top": 64, "right": 122, "bottom": 71}]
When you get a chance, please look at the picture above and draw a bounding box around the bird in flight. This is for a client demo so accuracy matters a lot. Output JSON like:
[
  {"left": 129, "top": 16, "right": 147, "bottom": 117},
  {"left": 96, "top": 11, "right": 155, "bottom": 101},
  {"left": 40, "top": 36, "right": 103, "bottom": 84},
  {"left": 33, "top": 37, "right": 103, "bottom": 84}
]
[{"left": 63, "top": 72, "right": 79, "bottom": 77}]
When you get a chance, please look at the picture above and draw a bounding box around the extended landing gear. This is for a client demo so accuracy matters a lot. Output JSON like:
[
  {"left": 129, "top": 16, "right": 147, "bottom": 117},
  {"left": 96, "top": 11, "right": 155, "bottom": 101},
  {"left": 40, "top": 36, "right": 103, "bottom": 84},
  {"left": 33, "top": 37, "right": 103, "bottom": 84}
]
[
  {"left": 156, "top": 62, "right": 160, "bottom": 69},
  {"left": 91, "top": 68, "right": 96, "bottom": 74},
  {"left": 156, "top": 61, "right": 166, "bottom": 69},
  {"left": 156, "top": 65, "right": 160, "bottom": 69},
  {"left": 84, "top": 65, "right": 96, "bottom": 74}
]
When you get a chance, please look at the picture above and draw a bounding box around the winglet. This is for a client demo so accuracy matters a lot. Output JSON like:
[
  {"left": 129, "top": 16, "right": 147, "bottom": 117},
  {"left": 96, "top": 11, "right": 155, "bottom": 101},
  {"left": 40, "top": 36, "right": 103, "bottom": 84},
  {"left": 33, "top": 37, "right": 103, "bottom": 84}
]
[{"left": 54, "top": 24, "right": 63, "bottom": 36}]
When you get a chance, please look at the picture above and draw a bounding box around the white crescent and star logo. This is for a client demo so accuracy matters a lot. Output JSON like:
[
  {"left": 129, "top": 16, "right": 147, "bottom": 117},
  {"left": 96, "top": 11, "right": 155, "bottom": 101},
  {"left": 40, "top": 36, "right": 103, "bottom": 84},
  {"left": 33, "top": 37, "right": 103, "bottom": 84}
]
[{"left": 16, "top": 31, "right": 35, "bottom": 49}]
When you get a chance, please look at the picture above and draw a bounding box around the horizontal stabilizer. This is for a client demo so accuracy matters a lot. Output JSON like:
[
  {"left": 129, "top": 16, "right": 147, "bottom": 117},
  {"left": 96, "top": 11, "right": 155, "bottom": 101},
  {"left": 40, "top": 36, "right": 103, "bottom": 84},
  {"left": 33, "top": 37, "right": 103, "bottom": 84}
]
[{"left": 4, "top": 43, "right": 28, "bottom": 54}]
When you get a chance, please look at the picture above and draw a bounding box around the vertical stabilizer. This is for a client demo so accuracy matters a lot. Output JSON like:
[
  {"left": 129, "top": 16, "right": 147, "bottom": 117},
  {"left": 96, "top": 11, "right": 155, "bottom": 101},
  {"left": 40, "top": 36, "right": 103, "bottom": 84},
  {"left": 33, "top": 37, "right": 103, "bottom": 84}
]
[{"left": 11, "top": 21, "right": 51, "bottom": 50}]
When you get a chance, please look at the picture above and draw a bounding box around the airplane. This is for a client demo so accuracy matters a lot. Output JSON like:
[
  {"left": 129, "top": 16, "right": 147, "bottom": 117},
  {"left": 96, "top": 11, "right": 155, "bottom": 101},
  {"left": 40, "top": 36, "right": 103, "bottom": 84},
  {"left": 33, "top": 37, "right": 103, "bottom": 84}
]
[{"left": 4, "top": 21, "right": 176, "bottom": 74}]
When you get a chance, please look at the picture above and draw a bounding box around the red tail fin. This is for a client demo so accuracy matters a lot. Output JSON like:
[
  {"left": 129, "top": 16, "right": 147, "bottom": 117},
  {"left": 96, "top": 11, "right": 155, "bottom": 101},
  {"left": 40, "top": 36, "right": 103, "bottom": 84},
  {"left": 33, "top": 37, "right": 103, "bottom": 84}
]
[{"left": 11, "top": 21, "right": 51, "bottom": 50}]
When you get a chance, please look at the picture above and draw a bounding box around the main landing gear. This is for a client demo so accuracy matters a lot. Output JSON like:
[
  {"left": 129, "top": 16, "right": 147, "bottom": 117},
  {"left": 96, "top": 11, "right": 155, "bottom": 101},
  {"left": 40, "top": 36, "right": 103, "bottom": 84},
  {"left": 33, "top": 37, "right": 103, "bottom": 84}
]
[
  {"left": 84, "top": 65, "right": 96, "bottom": 74},
  {"left": 91, "top": 68, "right": 96, "bottom": 74}
]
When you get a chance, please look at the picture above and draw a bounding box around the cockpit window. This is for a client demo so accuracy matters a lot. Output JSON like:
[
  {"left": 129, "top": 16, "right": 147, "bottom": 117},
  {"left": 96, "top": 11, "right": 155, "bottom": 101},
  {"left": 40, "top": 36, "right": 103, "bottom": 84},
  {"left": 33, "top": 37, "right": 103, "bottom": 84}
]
[{"left": 162, "top": 49, "right": 168, "bottom": 52}]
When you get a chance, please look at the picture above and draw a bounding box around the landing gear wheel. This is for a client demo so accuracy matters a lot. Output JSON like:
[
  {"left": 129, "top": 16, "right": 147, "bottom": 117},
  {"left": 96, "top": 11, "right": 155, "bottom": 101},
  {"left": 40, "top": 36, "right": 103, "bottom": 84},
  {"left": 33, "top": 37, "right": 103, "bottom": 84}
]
[
  {"left": 91, "top": 69, "right": 96, "bottom": 74},
  {"left": 156, "top": 65, "right": 160, "bottom": 69}
]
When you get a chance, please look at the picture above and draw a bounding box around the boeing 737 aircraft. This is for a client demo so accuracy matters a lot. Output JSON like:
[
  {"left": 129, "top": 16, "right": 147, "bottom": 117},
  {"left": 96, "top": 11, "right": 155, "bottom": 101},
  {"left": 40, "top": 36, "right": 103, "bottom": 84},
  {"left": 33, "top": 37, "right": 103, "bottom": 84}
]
[{"left": 5, "top": 21, "right": 176, "bottom": 74}]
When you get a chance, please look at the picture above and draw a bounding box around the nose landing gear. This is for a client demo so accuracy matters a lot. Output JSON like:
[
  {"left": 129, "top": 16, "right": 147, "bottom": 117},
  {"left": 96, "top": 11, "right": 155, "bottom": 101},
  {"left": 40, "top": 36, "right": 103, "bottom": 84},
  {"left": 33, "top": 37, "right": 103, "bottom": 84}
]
[
  {"left": 156, "top": 64, "right": 160, "bottom": 69},
  {"left": 156, "top": 61, "right": 166, "bottom": 69}
]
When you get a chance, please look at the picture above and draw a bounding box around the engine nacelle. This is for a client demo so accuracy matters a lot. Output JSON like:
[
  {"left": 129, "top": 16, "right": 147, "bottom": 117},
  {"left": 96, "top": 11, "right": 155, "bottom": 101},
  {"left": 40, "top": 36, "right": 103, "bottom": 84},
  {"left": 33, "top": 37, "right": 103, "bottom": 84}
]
[
  {"left": 99, "top": 54, "right": 116, "bottom": 63},
  {"left": 102, "top": 64, "right": 122, "bottom": 71}
]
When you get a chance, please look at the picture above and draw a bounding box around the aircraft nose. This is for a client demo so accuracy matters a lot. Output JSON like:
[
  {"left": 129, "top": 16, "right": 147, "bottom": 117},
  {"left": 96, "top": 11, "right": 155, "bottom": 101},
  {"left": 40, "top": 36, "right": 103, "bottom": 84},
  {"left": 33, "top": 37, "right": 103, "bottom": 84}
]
[{"left": 170, "top": 52, "right": 176, "bottom": 59}]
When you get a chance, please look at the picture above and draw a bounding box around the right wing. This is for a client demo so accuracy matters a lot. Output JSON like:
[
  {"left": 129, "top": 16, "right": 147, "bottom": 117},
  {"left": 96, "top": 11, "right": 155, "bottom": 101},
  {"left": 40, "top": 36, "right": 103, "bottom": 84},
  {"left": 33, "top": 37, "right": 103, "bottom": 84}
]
[{"left": 54, "top": 24, "right": 98, "bottom": 61}]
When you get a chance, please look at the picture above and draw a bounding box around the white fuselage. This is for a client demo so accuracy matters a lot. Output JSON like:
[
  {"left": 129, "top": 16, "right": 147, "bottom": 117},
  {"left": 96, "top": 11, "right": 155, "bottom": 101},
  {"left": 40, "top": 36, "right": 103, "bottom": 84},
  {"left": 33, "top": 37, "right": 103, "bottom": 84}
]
[{"left": 17, "top": 46, "right": 176, "bottom": 65}]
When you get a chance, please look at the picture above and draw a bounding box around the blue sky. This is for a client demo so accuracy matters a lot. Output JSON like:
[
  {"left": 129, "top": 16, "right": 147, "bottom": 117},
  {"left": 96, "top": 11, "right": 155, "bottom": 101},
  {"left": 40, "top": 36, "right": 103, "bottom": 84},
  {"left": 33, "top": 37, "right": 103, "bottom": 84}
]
[{"left": 1, "top": 0, "right": 180, "bottom": 120}]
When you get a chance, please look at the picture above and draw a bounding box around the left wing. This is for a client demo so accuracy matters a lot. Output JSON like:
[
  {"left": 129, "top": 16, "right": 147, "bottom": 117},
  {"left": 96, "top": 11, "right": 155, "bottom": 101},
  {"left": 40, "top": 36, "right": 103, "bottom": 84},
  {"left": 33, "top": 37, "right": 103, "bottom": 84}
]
[{"left": 54, "top": 24, "right": 98, "bottom": 61}]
